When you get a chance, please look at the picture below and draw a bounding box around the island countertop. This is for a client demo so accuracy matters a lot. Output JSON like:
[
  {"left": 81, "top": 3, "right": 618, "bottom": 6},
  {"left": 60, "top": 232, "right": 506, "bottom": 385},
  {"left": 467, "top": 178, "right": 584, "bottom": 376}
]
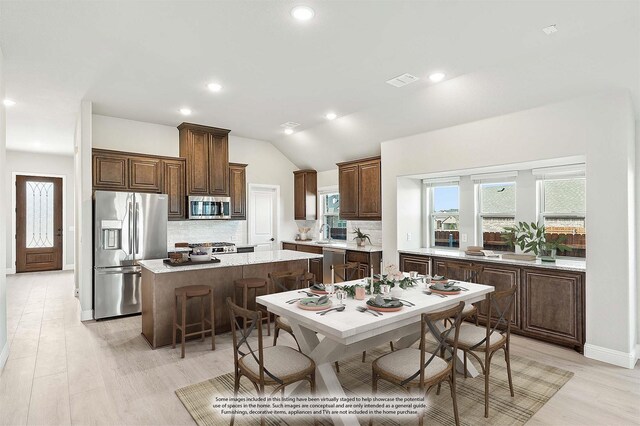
[
  {"left": 139, "top": 249, "right": 322, "bottom": 274},
  {"left": 398, "top": 247, "right": 586, "bottom": 272}
]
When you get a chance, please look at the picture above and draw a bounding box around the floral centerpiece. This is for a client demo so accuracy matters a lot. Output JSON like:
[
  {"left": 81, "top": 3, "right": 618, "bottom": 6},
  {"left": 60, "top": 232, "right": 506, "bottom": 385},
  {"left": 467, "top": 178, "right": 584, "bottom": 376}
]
[{"left": 339, "top": 264, "right": 419, "bottom": 298}]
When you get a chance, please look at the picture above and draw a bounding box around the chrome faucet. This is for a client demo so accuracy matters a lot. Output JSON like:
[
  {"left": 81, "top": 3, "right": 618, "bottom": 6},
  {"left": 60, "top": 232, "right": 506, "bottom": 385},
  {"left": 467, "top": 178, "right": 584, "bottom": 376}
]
[{"left": 319, "top": 224, "right": 332, "bottom": 242}]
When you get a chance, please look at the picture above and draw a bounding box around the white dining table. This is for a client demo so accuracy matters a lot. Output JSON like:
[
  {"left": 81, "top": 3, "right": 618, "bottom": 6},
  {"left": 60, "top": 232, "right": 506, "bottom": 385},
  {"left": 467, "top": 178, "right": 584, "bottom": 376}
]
[{"left": 256, "top": 280, "right": 494, "bottom": 426}]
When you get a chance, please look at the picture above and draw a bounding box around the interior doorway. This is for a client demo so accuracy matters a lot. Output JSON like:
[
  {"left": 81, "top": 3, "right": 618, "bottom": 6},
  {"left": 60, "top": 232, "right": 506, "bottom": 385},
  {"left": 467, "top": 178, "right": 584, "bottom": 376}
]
[
  {"left": 15, "top": 175, "right": 63, "bottom": 272},
  {"left": 248, "top": 184, "right": 279, "bottom": 251}
]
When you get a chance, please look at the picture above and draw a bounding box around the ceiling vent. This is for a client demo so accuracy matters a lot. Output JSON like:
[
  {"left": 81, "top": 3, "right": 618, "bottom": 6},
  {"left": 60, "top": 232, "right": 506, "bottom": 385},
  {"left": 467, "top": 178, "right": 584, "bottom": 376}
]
[
  {"left": 386, "top": 73, "right": 420, "bottom": 87},
  {"left": 542, "top": 24, "right": 558, "bottom": 35},
  {"left": 280, "top": 121, "right": 301, "bottom": 128}
]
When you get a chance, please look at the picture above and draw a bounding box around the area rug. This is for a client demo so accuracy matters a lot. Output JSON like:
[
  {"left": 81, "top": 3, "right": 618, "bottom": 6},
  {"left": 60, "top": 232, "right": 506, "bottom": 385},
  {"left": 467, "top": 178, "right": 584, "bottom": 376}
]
[{"left": 176, "top": 345, "right": 573, "bottom": 426}]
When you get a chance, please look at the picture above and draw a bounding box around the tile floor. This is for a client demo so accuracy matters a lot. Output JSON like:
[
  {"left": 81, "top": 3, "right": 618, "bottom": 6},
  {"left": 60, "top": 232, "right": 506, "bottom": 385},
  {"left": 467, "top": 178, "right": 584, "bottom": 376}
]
[{"left": 0, "top": 270, "right": 638, "bottom": 425}]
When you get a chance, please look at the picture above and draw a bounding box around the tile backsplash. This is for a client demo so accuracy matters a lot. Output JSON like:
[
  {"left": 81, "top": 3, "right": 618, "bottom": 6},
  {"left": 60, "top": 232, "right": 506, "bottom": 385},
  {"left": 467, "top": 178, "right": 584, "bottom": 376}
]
[
  {"left": 347, "top": 220, "right": 382, "bottom": 245},
  {"left": 167, "top": 220, "right": 246, "bottom": 247},
  {"left": 294, "top": 219, "right": 382, "bottom": 245}
]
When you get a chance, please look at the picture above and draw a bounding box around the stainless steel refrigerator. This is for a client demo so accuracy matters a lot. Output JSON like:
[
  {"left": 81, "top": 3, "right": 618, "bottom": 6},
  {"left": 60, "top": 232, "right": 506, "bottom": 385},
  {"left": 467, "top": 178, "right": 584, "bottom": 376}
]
[{"left": 93, "top": 190, "right": 168, "bottom": 319}]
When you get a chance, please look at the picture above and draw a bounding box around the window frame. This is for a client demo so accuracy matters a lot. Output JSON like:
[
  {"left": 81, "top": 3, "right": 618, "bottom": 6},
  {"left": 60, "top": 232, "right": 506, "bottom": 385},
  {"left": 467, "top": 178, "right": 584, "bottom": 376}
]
[
  {"left": 476, "top": 180, "right": 517, "bottom": 250},
  {"left": 426, "top": 182, "right": 460, "bottom": 249},
  {"left": 318, "top": 187, "right": 346, "bottom": 241},
  {"left": 537, "top": 176, "right": 586, "bottom": 258}
]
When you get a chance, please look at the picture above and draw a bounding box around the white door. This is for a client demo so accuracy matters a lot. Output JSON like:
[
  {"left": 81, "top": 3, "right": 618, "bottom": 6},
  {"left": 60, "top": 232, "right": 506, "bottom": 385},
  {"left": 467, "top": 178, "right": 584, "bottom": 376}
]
[{"left": 248, "top": 185, "right": 279, "bottom": 251}]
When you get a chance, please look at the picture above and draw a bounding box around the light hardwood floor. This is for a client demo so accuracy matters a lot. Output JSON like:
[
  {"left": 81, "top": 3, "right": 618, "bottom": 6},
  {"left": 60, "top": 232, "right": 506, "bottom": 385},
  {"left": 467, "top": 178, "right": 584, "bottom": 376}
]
[{"left": 0, "top": 271, "right": 638, "bottom": 425}]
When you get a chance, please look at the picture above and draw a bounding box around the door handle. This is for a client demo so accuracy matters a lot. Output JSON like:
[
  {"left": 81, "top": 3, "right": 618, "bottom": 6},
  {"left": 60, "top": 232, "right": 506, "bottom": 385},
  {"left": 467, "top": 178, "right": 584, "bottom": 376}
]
[
  {"left": 270, "top": 238, "right": 275, "bottom": 241},
  {"left": 128, "top": 202, "right": 134, "bottom": 255},
  {"left": 135, "top": 202, "right": 140, "bottom": 254}
]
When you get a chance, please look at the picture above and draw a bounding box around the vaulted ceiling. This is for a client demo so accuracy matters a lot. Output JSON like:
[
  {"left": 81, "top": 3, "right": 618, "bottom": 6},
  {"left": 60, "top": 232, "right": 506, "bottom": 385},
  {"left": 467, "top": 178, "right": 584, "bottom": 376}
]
[{"left": 1, "top": 1, "right": 638, "bottom": 170}]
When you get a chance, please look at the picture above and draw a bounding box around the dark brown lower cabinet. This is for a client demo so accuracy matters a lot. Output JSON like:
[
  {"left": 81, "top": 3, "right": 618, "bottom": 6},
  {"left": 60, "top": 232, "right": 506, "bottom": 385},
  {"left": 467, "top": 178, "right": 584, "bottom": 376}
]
[
  {"left": 399, "top": 254, "right": 431, "bottom": 276},
  {"left": 398, "top": 252, "right": 585, "bottom": 352},
  {"left": 476, "top": 264, "right": 521, "bottom": 331},
  {"left": 346, "top": 250, "right": 382, "bottom": 277},
  {"left": 522, "top": 268, "right": 584, "bottom": 351}
]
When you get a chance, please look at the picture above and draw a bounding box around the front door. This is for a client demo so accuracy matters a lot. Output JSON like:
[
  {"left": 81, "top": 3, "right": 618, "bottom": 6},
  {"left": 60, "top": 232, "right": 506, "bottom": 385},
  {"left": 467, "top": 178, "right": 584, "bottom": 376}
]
[
  {"left": 248, "top": 186, "right": 278, "bottom": 251},
  {"left": 16, "top": 175, "right": 63, "bottom": 272}
]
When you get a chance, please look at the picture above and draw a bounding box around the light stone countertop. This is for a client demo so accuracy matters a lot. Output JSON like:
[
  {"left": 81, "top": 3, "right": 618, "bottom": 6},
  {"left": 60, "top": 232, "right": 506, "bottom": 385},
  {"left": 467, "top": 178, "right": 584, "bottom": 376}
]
[
  {"left": 139, "top": 250, "right": 322, "bottom": 274},
  {"left": 282, "top": 239, "right": 383, "bottom": 253},
  {"left": 398, "top": 247, "right": 586, "bottom": 272}
]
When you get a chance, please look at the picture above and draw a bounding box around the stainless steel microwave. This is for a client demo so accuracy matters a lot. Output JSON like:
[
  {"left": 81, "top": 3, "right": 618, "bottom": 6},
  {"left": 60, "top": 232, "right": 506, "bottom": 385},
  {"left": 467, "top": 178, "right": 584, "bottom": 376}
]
[{"left": 188, "top": 196, "right": 231, "bottom": 219}]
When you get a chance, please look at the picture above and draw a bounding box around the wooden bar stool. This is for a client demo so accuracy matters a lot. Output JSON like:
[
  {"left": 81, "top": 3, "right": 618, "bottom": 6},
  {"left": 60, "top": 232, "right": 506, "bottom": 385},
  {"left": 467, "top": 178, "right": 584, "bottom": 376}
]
[
  {"left": 234, "top": 278, "right": 270, "bottom": 336},
  {"left": 172, "top": 285, "right": 215, "bottom": 358}
]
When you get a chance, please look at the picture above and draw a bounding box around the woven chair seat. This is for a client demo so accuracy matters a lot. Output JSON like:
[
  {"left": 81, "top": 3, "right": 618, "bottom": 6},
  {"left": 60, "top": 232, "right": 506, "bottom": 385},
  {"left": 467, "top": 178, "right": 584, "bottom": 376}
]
[
  {"left": 373, "top": 348, "right": 448, "bottom": 384},
  {"left": 447, "top": 324, "right": 506, "bottom": 350},
  {"left": 275, "top": 316, "right": 291, "bottom": 331},
  {"left": 462, "top": 303, "right": 476, "bottom": 316},
  {"left": 239, "top": 346, "right": 314, "bottom": 382}
]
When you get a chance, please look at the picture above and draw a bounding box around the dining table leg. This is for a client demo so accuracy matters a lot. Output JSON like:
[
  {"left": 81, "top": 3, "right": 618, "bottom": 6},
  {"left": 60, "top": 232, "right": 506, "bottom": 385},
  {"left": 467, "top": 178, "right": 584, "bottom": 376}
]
[{"left": 286, "top": 320, "right": 361, "bottom": 426}]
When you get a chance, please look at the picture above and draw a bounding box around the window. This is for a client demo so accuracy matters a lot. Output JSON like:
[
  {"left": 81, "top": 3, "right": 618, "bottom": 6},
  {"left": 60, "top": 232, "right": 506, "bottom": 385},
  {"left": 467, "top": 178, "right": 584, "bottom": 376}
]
[
  {"left": 320, "top": 192, "right": 347, "bottom": 240},
  {"left": 428, "top": 185, "right": 459, "bottom": 248},
  {"left": 478, "top": 182, "right": 516, "bottom": 251},
  {"left": 539, "top": 177, "right": 586, "bottom": 257}
]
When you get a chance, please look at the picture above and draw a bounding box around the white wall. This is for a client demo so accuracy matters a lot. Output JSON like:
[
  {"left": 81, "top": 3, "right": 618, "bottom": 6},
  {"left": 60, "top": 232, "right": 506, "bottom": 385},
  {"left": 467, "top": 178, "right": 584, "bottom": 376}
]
[
  {"left": 76, "top": 101, "right": 93, "bottom": 320},
  {"left": 317, "top": 169, "right": 338, "bottom": 188},
  {"left": 382, "top": 92, "right": 637, "bottom": 368},
  {"left": 636, "top": 119, "right": 640, "bottom": 349},
  {"left": 4, "top": 151, "right": 75, "bottom": 270},
  {"left": 0, "top": 47, "right": 9, "bottom": 371},
  {"left": 92, "top": 115, "right": 178, "bottom": 157}
]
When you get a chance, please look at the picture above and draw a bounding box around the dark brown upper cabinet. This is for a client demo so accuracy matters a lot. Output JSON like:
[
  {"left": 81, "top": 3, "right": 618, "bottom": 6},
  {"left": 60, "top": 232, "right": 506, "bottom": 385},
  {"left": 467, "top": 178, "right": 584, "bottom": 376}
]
[
  {"left": 163, "top": 158, "right": 186, "bottom": 220},
  {"left": 294, "top": 170, "right": 317, "bottom": 220},
  {"left": 92, "top": 149, "right": 187, "bottom": 220},
  {"left": 229, "top": 163, "right": 247, "bottom": 220},
  {"left": 178, "top": 123, "right": 230, "bottom": 196},
  {"left": 93, "top": 150, "right": 129, "bottom": 191},
  {"left": 129, "top": 157, "right": 162, "bottom": 193},
  {"left": 337, "top": 156, "right": 381, "bottom": 221}
]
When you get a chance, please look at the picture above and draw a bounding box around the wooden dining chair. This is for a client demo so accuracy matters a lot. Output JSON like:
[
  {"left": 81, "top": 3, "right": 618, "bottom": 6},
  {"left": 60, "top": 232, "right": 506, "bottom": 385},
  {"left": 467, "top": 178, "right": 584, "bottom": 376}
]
[
  {"left": 226, "top": 297, "right": 316, "bottom": 426},
  {"left": 442, "top": 263, "right": 484, "bottom": 325},
  {"left": 269, "top": 270, "right": 315, "bottom": 348},
  {"left": 370, "top": 302, "right": 465, "bottom": 426},
  {"left": 330, "top": 262, "right": 363, "bottom": 283},
  {"left": 444, "top": 286, "right": 516, "bottom": 418}
]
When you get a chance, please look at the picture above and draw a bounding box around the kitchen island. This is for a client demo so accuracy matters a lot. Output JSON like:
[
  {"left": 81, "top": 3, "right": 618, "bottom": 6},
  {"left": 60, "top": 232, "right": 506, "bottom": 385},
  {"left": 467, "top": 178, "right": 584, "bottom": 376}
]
[{"left": 139, "top": 250, "right": 322, "bottom": 348}]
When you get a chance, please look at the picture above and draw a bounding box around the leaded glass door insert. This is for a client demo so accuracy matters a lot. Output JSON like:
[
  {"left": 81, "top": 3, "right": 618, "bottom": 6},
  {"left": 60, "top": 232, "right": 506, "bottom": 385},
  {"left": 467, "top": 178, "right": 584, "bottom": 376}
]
[{"left": 16, "top": 176, "right": 63, "bottom": 272}]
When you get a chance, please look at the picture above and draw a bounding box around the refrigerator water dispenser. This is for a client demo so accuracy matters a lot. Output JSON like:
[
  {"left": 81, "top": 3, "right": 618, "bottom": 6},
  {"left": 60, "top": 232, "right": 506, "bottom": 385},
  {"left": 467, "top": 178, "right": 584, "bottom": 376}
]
[{"left": 101, "top": 220, "right": 122, "bottom": 250}]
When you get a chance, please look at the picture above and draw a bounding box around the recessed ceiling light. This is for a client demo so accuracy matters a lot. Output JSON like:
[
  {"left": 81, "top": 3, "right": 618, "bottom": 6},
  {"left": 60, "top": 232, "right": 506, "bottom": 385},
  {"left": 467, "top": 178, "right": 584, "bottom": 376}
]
[
  {"left": 428, "top": 72, "right": 446, "bottom": 82},
  {"left": 542, "top": 24, "right": 558, "bottom": 35},
  {"left": 207, "top": 83, "right": 222, "bottom": 92},
  {"left": 325, "top": 112, "right": 337, "bottom": 120},
  {"left": 179, "top": 108, "right": 192, "bottom": 116},
  {"left": 291, "top": 5, "right": 314, "bottom": 21},
  {"left": 3, "top": 99, "right": 16, "bottom": 107},
  {"left": 284, "top": 128, "right": 294, "bottom": 135}
]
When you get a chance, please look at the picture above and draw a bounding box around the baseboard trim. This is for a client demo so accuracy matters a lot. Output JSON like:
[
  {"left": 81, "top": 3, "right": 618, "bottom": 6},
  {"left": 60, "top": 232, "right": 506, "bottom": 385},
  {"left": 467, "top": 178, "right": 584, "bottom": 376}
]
[
  {"left": 63, "top": 264, "right": 75, "bottom": 271},
  {"left": 0, "top": 340, "right": 9, "bottom": 373},
  {"left": 584, "top": 343, "right": 636, "bottom": 369},
  {"left": 5, "top": 268, "right": 15, "bottom": 275},
  {"left": 80, "top": 310, "right": 94, "bottom": 322},
  {"left": 636, "top": 344, "right": 640, "bottom": 363}
]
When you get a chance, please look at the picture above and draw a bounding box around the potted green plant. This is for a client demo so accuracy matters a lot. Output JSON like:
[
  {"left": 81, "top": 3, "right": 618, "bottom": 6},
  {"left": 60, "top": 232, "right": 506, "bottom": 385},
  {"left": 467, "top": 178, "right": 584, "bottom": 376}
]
[
  {"left": 501, "top": 221, "right": 570, "bottom": 262},
  {"left": 543, "top": 235, "right": 571, "bottom": 260},
  {"left": 352, "top": 228, "right": 372, "bottom": 247}
]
